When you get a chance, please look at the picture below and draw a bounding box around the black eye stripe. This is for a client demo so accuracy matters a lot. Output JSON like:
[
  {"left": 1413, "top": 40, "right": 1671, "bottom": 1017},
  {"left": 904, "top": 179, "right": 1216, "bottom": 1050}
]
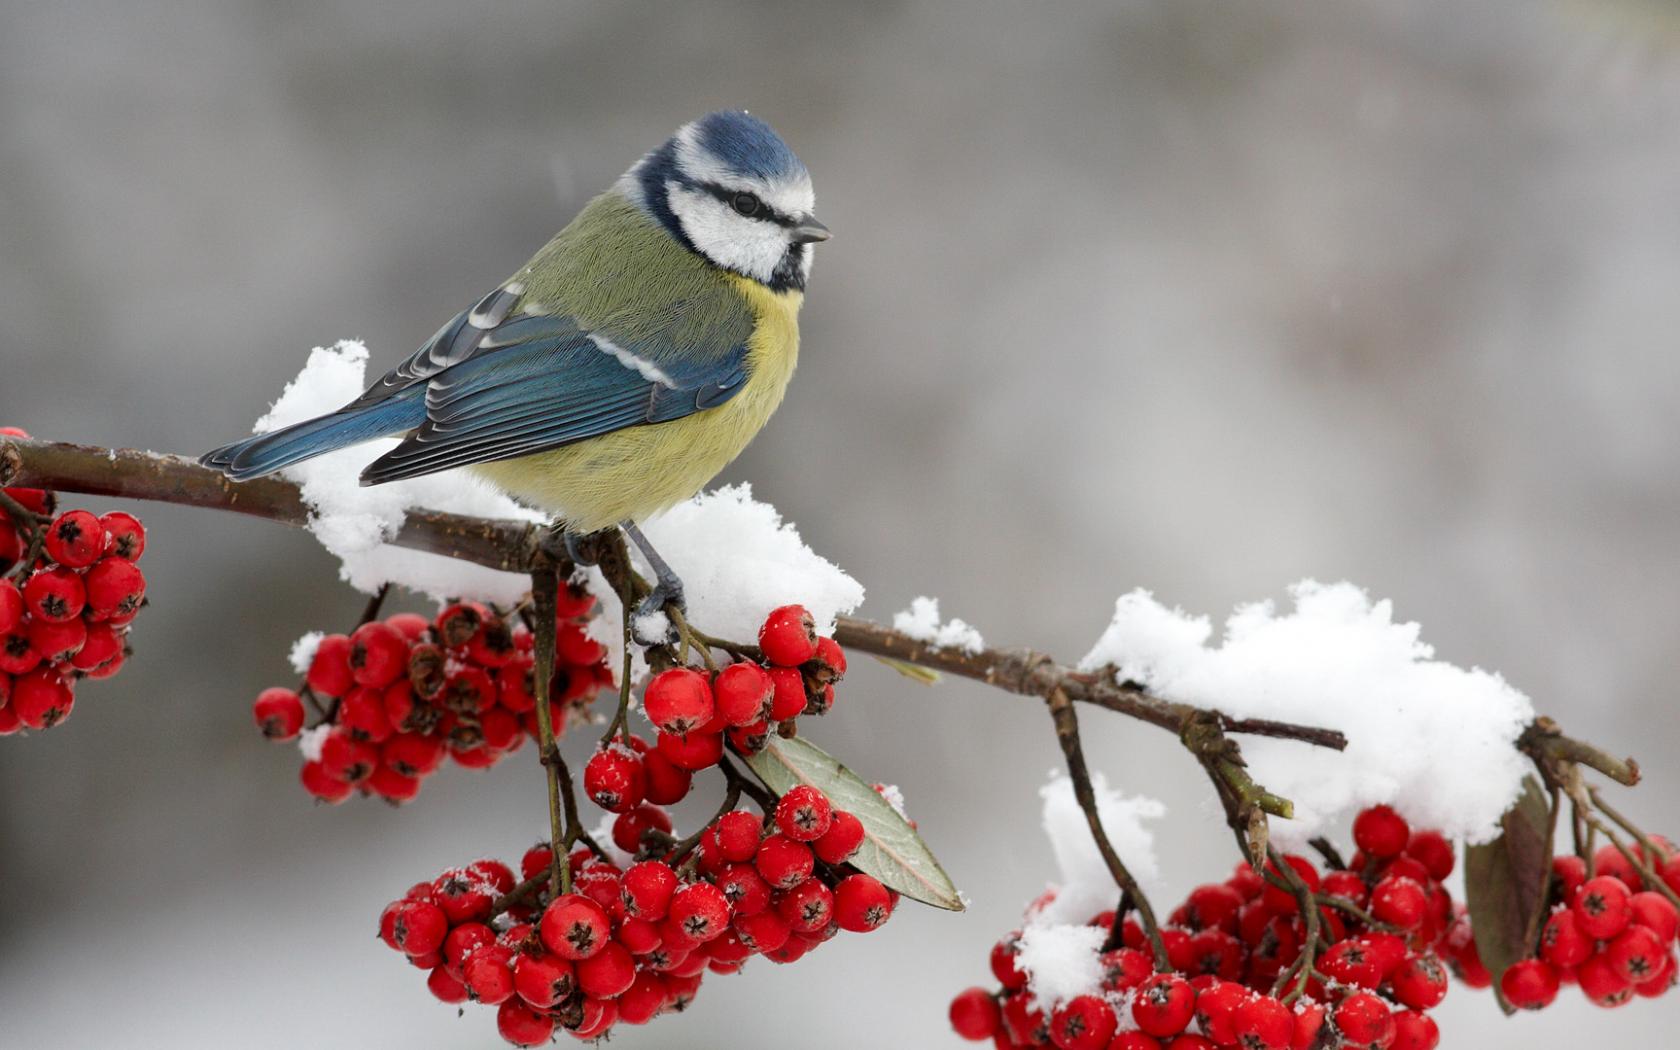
[{"left": 699, "top": 181, "right": 797, "bottom": 227}]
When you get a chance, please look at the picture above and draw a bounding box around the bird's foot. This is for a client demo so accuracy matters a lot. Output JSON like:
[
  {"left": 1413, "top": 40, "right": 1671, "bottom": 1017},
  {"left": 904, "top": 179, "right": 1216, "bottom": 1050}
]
[{"left": 562, "top": 530, "right": 599, "bottom": 568}]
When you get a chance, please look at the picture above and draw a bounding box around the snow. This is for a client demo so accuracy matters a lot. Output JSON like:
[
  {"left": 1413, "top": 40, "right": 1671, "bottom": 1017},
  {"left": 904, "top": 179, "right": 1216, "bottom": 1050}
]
[
  {"left": 891, "top": 596, "right": 985, "bottom": 654},
  {"left": 875, "top": 783, "right": 909, "bottom": 821},
  {"left": 1035, "top": 773, "right": 1166, "bottom": 928},
  {"left": 1015, "top": 772, "right": 1166, "bottom": 1010},
  {"left": 288, "top": 631, "right": 324, "bottom": 675},
  {"left": 1078, "top": 580, "right": 1535, "bottom": 845},
  {"left": 252, "top": 341, "right": 544, "bottom": 605},
  {"left": 584, "top": 483, "right": 865, "bottom": 676},
  {"left": 296, "top": 724, "right": 330, "bottom": 762},
  {"left": 1015, "top": 923, "right": 1106, "bottom": 1009}
]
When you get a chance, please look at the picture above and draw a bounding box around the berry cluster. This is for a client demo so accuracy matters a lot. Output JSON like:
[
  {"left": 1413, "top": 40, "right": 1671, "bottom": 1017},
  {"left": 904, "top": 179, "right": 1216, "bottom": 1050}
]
[
  {"left": 1449, "top": 840, "right": 1680, "bottom": 1010},
  {"left": 1, "top": 427, "right": 147, "bottom": 733},
  {"left": 251, "top": 586, "right": 613, "bottom": 803},
  {"left": 952, "top": 805, "right": 1458, "bottom": 1050},
  {"left": 379, "top": 787, "right": 893, "bottom": 1043},
  {"left": 586, "top": 603, "right": 845, "bottom": 802}
]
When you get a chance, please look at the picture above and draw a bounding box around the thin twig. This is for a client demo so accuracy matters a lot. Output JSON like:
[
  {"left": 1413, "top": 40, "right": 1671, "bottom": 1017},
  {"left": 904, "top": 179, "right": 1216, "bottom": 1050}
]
[
  {"left": 1045, "top": 684, "right": 1169, "bottom": 971},
  {"left": 530, "top": 566, "right": 569, "bottom": 897}
]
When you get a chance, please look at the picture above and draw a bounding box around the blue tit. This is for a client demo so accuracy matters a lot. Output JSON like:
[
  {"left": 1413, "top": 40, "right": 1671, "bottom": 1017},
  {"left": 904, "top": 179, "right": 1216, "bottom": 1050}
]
[{"left": 202, "top": 110, "right": 829, "bottom": 613}]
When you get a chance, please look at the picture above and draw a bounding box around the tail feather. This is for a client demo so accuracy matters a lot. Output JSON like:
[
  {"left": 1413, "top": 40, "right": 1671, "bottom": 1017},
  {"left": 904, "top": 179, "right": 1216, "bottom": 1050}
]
[{"left": 201, "top": 397, "right": 422, "bottom": 481}]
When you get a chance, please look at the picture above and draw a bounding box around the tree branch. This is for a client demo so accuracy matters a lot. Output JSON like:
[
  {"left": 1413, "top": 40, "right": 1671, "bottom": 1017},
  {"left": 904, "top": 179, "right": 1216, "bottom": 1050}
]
[{"left": 3, "top": 438, "right": 1348, "bottom": 753}]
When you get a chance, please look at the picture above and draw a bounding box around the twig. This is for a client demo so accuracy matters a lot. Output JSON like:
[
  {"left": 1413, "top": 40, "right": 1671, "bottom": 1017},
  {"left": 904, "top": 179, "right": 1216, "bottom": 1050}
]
[
  {"left": 1520, "top": 718, "right": 1640, "bottom": 787},
  {"left": 530, "top": 567, "right": 569, "bottom": 897},
  {"left": 1264, "top": 846, "right": 1323, "bottom": 1003},
  {"left": 1045, "top": 684, "right": 1169, "bottom": 971},
  {"left": 1308, "top": 837, "right": 1348, "bottom": 871},
  {"left": 1585, "top": 788, "right": 1680, "bottom": 909}
]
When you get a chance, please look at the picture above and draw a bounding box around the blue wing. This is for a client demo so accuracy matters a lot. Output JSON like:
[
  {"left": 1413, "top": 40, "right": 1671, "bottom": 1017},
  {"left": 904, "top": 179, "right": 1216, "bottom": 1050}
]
[
  {"left": 202, "top": 284, "right": 752, "bottom": 485},
  {"left": 357, "top": 308, "right": 750, "bottom": 485}
]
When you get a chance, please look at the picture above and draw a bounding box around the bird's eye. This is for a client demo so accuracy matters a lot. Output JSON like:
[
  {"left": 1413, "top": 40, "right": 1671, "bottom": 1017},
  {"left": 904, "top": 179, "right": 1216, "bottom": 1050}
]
[{"left": 731, "top": 191, "right": 763, "bottom": 217}]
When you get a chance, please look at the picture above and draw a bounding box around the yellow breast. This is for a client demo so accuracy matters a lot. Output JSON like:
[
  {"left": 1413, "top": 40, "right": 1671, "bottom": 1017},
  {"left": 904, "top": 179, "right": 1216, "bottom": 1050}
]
[{"left": 473, "top": 279, "right": 802, "bottom": 532}]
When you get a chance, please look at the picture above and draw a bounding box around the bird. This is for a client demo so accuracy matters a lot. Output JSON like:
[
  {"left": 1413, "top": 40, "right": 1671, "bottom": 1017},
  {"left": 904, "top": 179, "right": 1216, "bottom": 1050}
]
[{"left": 201, "top": 111, "right": 829, "bottom": 622}]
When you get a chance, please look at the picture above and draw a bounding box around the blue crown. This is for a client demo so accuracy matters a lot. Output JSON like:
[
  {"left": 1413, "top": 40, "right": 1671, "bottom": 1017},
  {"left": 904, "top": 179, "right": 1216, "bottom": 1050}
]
[{"left": 689, "top": 110, "right": 807, "bottom": 183}]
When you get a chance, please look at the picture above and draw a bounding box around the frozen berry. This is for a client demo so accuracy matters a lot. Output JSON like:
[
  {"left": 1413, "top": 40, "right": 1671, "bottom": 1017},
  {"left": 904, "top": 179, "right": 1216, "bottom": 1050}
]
[
  {"left": 643, "top": 668, "right": 714, "bottom": 736},
  {"left": 1048, "top": 994, "right": 1116, "bottom": 1050},
  {"left": 23, "top": 565, "right": 85, "bottom": 622},
  {"left": 253, "top": 687, "right": 306, "bottom": 741},
  {"left": 814, "top": 809, "right": 866, "bottom": 864},
  {"left": 99, "top": 511, "right": 145, "bottom": 560},
  {"left": 1574, "top": 875, "right": 1633, "bottom": 940},
  {"left": 585, "top": 745, "right": 647, "bottom": 813},
  {"left": 775, "top": 785, "right": 834, "bottom": 842},
  {"left": 833, "top": 872, "right": 893, "bottom": 932},
  {"left": 1354, "top": 805, "right": 1410, "bottom": 859},
  {"left": 1500, "top": 957, "right": 1560, "bottom": 1009},
  {"left": 1130, "top": 973, "right": 1195, "bottom": 1038},
  {"left": 539, "top": 893, "right": 611, "bottom": 960},
  {"left": 713, "top": 662, "right": 774, "bottom": 725},
  {"left": 82, "top": 556, "right": 144, "bottom": 619},
  {"left": 43, "top": 509, "right": 105, "bottom": 568}
]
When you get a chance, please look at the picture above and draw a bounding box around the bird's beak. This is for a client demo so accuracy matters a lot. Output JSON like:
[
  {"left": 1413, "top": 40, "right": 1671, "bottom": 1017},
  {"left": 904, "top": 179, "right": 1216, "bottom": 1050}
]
[{"left": 791, "top": 216, "right": 831, "bottom": 244}]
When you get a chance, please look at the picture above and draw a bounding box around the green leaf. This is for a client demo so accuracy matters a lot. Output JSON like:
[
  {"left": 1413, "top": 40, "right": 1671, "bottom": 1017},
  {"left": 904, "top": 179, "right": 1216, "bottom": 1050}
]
[
  {"left": 744, "top": 734, "right": 965, "bottom": 911},
  {"left": 1464, "top": 775, "right": 1556, "bottom": 1012}
]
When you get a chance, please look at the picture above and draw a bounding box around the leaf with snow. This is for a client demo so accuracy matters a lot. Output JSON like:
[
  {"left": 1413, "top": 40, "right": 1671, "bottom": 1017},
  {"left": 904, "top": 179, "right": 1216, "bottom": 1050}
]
[
  {"left": 744, "top": 735, "right": 963, "bottom": 911},
  {"left": 1466, "top": 775, "right": 1555, "bottom": 1011}
]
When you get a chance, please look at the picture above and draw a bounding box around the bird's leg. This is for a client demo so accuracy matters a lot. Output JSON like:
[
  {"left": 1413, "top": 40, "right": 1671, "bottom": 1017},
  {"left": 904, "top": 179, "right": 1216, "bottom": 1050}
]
[{"left": 621, "top": 521, "right": 684, "bottom": 645}]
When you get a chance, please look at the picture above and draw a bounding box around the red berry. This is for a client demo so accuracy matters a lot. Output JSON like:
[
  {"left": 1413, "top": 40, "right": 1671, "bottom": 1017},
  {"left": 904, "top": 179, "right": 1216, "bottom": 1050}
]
[
  {"left": 27, "top": 615, "right": 85, "bottom": 663},
  {"left": 1333, "top": 991, "right": 1395, "bottom": 1048},
  {"left": 1130, "top": 973, "right": 1195, "bottom": 1038},
  {"left": 572, "top": 995, "right": 617, "bottom": 1039},
  {"left": 23, "top": 565, "right": 85, "bottom": 622},
  {"left": 776, "top": 878, "right": 836, "bottom": 933},
  {"left": 611, "top": 802, "right": 672, "bottom": 854},
  {"left": 649, "top": 727, "right": 718, "bottom": 770},
  {"left": 616, "top": 969, "right": 671, "bottom": 1025},
  {"left": 714, "top": 809, "right": 764, "bottom": 863},
  {"left": 575, "top": 940, "right": 637, "bottom": 998},
  {"left": 82, "top": 556, "right": 144, "bottom": 619},
  {"left": 643, "top": 668, "right": 714, "bottom": 735},
  {"left": 775, "top": 785, "right": 834, "bottom": 842},
  {"left": 99, "top": 511, "right": 146, "bottom": 561},
  {"left": 0, "top": 626, "right": 39, "bottom": 676},
  {"left": 755, "top": 834, "right": 815, "bottom": 890},
  {"left": 511, "top": 952, "right": 574, "bottom": 1008},
  {"left": 555, "top": 621, "right": 605, "bottom": 666},
  {"left": 1109, "top": 1035, "right": 1163, "bottom": 1050},
  {"left": 1574, "top": 875, "right": 1633, "bottom": 940},
  {"left": 426, "top": 964, "right": 468, "bottom": 1004},
  {"left": 810, "top": 635, "right": 847, "bottom": 681},
  {"left": 833, "top": 872, "right": 893, "bottom": 932},
  {"left": 1049, "top": 994, "right": 1117, "bottom": 1050},
  {"left": 440, "top": 665, "right": 494, "bottom": 714},
  {"left": 1319, "top": 938, "right": 1383, "bottom": 989},
  {"left": 1634, "top": 950, "right": 1676, "bottom": 998},
  {"left": 640, "top": 744, "right": 693, "bottom": 805},
  {"left": 318, "top": 729, "right": 378, "bottom": 783},
  {"left": 814, "top": 809, "right": 866, "bottom": 864},
  {"left": 713, "top": 662, "right": 774, "bottom": 726},
  {"left": 0, "top": 579, "right": 22, "bottom": 633},
  {"left": 12, "top": 667, "right": 73, "bottom": 729},
  {"left": 1578, "top": 950, "right": 1632, "bottom": 1003},
  {"left": 1552, "top": 854, "right": 1588, "bottom": 902},
  {"left": 1389, "top": 952, "right": 1449, "bottom": 1010},
  {"left": 949, "top": 987, "right": 1001, "bottom": 1041},
  {"left": 461, "top": 942, "right": 516, "bottom": 1004},
  {"left": 305, "top": 634, "right": 354, "bottom": 697},
  {"left": 1098, "top": 947, "right": 1152, "bottom": 993},
  {"left": 765, "top": 664, "right": 807, "bottom": 721},
  {"left": 347, "top": 621, "right": 407, "bottom": 688},
  {"left": 496, "top": 999, "right": 554, "bottom": 1047},
  {"left": 584, "top": 745, "right": 646, "bottom": 813},
  {"left": 1290, "top": 1001, "right": 1325, "bottom": 1050},
  {"left": 620, "top": 860, "right": 679, "bottom": 921},
  {"left": 1502, "top": 957, "right": 1561, "bottom": 1010},
  {"left": 434, "top": 601, "right": 483, "bottom": 648},
  {"left": 1594, "top": 844, "right": 1640, "bottom": 888},
  {"left": 441, "top": 921, "right": 495, "bottom": 973},
  {"left": 69, "top": 621, "right": 122, "bottom": 672},
  {"left": 466, "top": 616, "right": 518, "bottom": 668},
  {"left": 253, "top": 687, "right": 305, "bottom": 740},
  {"left": 758, "top": 604, "right": 818, "bottom": 666},
  {"left": 1230, "top": 994, "right": 1292, "bottom": 1050},
  {"left": 734, "top": 905, "right": 793, "bottom": 953},
  {"left": 1540, "top": 909, "right": 1592, "bottom": 969},
  {"left": 715, "top": 862, "right": 773, "bottom": 917},
  {"left": 1607, "top": 923, "right": 1666, "bottom": 983},
  {"left": 1630, "top": 890, "right": 1679, "bottom": 945},
  {"left": 539, "top": 893, "right": 611, "bottom": 960},
  {"left": 391, "top": 900, "right": 448, "bottom": 957},
  {"left": 299, "top": 759, "right": 352, "bottom": 802},
  {"left": 670, "top": 881, "right": 733, "bottom": 942},
  {"left": 1389, "top": 1010, "right": 1439, "bottom": 1050},
  {"left": 44, "top": 510, "right": 105, "bottom": 568},
  {"left": 1370, "top": 875, "right": 1428, "bottom": 930},
  {"left": 367, "top": 764, "right": 419, "bottom": 802},
  {"left": 992, "top": 933, "right": 1028, "bottom": 991},
  {"left": 1187, "top": 978, "right": 1245, "bottom": 1043},
  {"left": 1406, "top": 829, "right": 1454, "bottom": 880},
  {"left": 1354, "top": 805, "right": 1411, "bottom": 858},
  {"left": 1261, "top": 854, "right": 1319, "bottom": 914}
]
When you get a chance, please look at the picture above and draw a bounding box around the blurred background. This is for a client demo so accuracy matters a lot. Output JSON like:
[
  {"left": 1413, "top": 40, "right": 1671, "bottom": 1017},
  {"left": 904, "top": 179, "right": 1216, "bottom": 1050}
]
[{"left": 4, "top": 0, "right": 1679, "bottom": 1045}]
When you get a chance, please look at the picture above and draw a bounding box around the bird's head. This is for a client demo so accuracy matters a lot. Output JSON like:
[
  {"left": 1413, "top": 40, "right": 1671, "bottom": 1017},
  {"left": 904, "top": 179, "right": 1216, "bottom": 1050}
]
[{"left": 619, "top": 111, "right": 828, "bottom": 293}]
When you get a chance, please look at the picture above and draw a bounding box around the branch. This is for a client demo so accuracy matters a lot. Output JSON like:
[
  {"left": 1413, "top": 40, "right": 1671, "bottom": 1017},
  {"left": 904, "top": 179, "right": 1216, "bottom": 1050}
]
[{"left": 3, "top": 438, "right": 1347, "bottom": 754}]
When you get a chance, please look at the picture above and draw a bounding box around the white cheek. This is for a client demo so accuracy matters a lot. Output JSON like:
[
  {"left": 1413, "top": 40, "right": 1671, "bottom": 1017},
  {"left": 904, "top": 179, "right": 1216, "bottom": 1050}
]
[{"left": 667, "top": 183, "right": 789, "bottom": 283}]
